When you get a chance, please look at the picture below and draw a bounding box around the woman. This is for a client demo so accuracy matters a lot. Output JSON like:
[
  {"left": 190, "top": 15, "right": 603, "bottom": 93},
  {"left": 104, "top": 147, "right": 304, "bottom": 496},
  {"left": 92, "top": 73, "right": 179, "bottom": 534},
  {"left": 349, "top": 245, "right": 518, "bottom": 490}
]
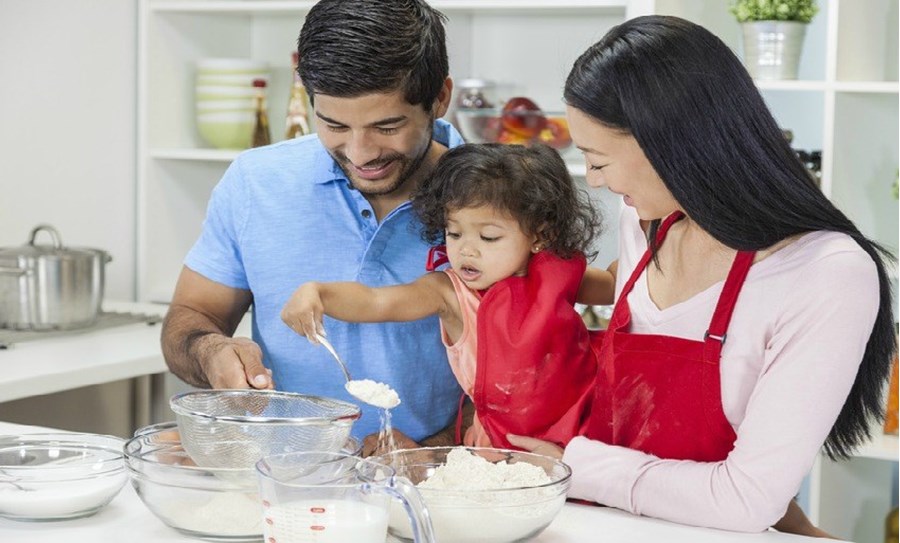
[{"left": 509, "top": 15, "right": 896, "bottom": 534}]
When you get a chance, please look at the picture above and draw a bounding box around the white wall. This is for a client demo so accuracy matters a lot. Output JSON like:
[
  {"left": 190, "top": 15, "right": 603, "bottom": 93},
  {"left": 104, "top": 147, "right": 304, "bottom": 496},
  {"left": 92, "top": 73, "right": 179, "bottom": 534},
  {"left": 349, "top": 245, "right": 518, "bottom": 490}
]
[{"left": 0, "top": 0, "right": 137, "bottom": 301}]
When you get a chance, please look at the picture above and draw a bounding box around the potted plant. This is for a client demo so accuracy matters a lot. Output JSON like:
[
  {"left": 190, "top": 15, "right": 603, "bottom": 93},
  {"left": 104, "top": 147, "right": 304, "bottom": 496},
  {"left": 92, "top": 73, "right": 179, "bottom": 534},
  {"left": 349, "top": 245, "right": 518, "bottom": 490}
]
[{"left": 730, "top": 0, "right": 819, "bottom": 80}]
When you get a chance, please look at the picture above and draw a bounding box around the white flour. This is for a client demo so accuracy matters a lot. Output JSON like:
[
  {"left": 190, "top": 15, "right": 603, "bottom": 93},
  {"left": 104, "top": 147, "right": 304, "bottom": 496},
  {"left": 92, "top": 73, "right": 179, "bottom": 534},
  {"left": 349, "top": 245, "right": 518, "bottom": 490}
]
[
  {"left": 419, "top": 447, "right": 551, "bottom": 491},
  {"left": 389, "top": 448, "right": 564, "bottom": 543},
  {"left": 0, "top": 473, "right": 127, "bottom": 519},
  {"left": 345, "top": 379, "right": 400, "bottom": 409},
  {"left": 156, "top": 491, "right": 262, "bottom": 536}
]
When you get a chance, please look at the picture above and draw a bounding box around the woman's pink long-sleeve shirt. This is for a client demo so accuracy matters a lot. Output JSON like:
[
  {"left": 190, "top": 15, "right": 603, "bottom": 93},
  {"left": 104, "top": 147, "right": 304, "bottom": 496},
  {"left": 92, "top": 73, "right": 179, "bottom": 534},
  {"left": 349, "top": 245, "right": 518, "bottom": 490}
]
[{"left": 563, "top": 207, "right": 880, "bottom": 532}]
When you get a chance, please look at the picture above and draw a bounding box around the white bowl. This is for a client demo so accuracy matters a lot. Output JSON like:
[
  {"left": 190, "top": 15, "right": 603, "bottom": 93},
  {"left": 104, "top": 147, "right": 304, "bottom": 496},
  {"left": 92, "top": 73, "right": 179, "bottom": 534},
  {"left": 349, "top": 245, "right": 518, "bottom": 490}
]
[
  {"left": 196, "top": 99, "right": 256, "bottom": 113},
  {"left": 0, "top": 433, "right": 127, "bottom": 521},
  {"left": 196, "top": 58, "right": 269, "bottom": 73},
  {"left": 195, "top": 85, "right": 259, "bottom": 100},
  {"left": 196, "top": 114, "right": 255, "bottom": 150},
  {"left": 196, "top": 73, "right": 269, "bottom": 88}
]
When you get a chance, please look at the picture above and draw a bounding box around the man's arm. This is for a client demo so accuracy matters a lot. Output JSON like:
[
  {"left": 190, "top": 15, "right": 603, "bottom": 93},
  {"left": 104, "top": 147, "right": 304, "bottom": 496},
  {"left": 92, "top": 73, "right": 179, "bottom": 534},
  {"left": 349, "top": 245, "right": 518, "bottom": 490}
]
[{"left": 161, "top": 266, "right": 271, "bottom": 389}]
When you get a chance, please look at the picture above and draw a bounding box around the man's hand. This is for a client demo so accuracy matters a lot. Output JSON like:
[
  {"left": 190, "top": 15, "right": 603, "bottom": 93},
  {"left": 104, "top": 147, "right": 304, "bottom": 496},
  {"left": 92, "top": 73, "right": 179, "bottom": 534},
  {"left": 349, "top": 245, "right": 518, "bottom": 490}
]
[{"left": 196, "top": 334, "right": 273, "bottom": 389}]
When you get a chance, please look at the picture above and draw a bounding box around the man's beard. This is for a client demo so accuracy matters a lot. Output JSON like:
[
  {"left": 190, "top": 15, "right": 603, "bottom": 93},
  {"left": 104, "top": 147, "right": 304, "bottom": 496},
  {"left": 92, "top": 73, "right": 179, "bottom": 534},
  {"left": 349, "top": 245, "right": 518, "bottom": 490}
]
[{"left": 334, "top": 118, "right": 434, "bottom": 197}]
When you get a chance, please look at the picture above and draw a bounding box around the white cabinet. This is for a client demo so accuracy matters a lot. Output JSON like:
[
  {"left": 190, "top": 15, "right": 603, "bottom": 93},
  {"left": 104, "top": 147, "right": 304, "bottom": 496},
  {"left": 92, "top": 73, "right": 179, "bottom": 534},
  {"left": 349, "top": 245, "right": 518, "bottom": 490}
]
[
  {"left": 136, "top": 0, "right": 641, "bottom": 302},
  {"left": 137, "top": 2, "right": 898, "bottom": 539}
]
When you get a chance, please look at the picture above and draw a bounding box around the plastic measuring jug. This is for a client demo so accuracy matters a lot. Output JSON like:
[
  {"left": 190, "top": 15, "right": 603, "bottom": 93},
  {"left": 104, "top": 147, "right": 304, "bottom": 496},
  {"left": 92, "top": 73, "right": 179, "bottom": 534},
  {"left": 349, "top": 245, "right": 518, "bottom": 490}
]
[{"left": 255, "top": 451, "right": 435, "bottom": 543}]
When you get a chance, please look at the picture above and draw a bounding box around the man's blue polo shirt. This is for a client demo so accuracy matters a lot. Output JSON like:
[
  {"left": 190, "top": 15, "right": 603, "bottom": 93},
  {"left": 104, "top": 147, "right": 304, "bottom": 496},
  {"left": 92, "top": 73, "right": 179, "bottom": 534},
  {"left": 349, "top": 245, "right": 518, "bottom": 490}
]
[{"left": 184, "top": 119, "right": 464, "bottom": 440}]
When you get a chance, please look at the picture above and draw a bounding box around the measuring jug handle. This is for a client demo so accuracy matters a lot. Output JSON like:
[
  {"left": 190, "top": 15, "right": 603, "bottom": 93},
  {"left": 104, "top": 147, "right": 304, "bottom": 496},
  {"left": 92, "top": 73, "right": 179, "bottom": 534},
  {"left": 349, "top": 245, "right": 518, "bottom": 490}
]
[{"left": 365, "top": 475, "right": 436, "bottom": 543}]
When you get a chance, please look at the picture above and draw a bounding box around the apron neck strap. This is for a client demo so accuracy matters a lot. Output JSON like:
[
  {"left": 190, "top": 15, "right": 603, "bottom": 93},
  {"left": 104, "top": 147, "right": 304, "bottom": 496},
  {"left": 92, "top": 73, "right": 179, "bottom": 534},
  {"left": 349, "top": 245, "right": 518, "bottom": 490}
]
[
  {"left": 703, "top": 250, "right": 756, "bottom": 361},
  {"left": 618, "top": 211, "right": 685, "bottom": 298}
]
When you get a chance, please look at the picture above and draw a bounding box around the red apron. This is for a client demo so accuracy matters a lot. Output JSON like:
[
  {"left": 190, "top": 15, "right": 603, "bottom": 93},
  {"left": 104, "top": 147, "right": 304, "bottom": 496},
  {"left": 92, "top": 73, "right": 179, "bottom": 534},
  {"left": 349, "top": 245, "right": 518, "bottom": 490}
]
[
  {"left": 474, "top": 251, "right": 598, "bottom": 449},
  {"left": 585, "top": 211, "right": 755, "bottom": 461}
]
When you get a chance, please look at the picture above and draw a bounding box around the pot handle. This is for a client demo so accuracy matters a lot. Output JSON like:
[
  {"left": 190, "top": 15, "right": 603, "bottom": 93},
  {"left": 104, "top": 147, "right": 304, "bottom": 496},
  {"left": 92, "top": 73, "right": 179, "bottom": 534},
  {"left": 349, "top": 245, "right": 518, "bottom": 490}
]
[
  {"left": 0, "top": 266, "right": 26, "bottom": 276},
  {"left": 28, "top": 224, "right": 63, "bottom": 248}
]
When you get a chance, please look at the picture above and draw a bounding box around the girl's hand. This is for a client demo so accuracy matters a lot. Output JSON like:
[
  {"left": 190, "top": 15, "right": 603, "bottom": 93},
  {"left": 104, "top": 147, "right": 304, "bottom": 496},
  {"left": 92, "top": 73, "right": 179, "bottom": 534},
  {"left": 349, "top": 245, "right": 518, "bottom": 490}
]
[
  {"left": 506, "top": 434, "right": 564, "bottom": 459},
  {"left": 281, "top": 282, "right": 326, "bottom": 343}
]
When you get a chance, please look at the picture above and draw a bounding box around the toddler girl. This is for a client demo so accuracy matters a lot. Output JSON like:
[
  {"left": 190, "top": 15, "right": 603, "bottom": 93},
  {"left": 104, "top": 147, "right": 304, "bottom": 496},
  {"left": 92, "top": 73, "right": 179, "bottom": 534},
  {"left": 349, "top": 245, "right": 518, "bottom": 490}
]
[{"left": 282, "top": 143, "right": 614, "bottom": 448}]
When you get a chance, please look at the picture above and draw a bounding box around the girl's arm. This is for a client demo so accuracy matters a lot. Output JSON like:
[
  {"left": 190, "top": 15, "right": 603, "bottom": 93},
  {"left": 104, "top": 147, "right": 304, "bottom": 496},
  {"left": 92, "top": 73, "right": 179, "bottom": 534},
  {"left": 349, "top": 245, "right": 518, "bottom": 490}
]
[
  {"left": 281, "top": 272, "right": 454, "bottom": 342},
  {"left": 577, "top": 260, "right": 618, "bottom": 306}
]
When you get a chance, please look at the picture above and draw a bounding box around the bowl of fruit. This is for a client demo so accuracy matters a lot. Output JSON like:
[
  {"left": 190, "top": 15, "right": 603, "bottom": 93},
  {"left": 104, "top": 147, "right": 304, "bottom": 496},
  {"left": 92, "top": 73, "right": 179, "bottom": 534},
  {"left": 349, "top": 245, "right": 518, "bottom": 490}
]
[{"left": 454, "top": 97, "right": 572, "bottom": 151}]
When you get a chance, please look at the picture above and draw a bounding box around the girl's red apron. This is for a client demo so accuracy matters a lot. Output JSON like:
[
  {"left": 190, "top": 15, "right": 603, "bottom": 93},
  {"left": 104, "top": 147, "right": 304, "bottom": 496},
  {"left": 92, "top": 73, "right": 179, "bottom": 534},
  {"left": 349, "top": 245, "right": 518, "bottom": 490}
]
[
  {"left": 474, "top": 251, "right": 598, "bottom": 449},
  {"left": 585, "top": 211, "right": 755, "bottom": 461}
]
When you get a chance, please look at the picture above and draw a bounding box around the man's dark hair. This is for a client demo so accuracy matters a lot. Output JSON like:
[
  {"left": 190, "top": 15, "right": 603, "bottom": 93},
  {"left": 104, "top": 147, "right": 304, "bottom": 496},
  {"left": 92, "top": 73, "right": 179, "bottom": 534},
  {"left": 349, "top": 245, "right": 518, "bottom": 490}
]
[{"left": 297, "top": 0, "right": 449, "bottom": 110}]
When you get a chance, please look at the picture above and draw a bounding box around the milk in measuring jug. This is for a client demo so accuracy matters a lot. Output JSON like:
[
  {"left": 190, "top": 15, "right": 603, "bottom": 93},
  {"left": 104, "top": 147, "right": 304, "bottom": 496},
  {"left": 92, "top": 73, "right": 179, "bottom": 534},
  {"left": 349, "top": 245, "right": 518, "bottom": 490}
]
[{"left": 263, "top": 500, "right": 389, "bottom": 543}]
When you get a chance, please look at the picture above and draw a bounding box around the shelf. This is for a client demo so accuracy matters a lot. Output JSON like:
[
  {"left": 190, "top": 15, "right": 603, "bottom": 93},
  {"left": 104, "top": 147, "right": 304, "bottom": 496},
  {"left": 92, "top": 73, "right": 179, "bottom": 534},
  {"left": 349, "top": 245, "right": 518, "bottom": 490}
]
[
  {"left": 150, "top": 147, "right": 589, "bottom": 177},
  {"left": 147, "top": 0, "right": 627, "bottom": 14},
  {"left": 755, "top": 80, "right": 829, "bottom": 92},
  {"left": 833, "top": 81, "right": 899, "bottom": 93},
  {"left": 150, "top": 148, "right": 239, "bottom": 161}
]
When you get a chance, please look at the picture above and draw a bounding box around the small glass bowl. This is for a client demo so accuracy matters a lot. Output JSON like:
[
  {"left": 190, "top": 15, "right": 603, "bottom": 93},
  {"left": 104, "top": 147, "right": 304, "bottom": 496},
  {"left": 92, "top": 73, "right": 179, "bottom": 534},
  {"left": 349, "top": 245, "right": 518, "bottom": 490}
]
[
  {"left": 0, "top": 432, "right": 127, "bottom": 521},
  {"left": 376, "top": 446, "right": 571, "bottom": 543}
]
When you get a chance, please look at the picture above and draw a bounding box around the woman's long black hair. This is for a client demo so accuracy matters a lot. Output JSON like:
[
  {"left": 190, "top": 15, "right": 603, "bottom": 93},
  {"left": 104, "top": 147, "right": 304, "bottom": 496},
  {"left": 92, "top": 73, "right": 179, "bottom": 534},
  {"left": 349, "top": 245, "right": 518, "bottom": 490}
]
[{"left": 564, "top": 15, "right": 896, "bottom": 460}]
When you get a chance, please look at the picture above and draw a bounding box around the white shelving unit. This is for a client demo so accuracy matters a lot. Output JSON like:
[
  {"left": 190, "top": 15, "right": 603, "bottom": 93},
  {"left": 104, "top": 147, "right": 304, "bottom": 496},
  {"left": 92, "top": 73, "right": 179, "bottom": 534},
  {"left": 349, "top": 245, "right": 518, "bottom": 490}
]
[{"left": 137, "top": 2, "right": 898, "bottom": 539}]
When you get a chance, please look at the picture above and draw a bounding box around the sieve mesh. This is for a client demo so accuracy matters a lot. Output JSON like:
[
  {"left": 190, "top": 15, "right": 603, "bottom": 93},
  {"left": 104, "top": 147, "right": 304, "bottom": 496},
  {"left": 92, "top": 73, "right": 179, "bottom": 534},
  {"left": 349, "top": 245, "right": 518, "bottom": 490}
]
[{"left": 170, "top": 390, "right": 360, "bottom": 469}]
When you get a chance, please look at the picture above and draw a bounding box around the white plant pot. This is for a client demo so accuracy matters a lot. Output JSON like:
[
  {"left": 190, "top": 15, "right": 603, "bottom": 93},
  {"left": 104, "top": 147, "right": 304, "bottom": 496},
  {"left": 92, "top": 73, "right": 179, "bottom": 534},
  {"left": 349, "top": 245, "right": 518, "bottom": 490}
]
[{"left": 740, "top": 21, "right": 807, "bottom": 80}]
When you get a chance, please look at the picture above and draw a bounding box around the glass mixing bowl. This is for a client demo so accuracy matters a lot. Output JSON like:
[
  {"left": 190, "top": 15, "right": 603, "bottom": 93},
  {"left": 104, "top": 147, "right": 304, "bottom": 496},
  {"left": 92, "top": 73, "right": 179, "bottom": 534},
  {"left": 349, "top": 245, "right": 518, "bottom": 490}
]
[
  {"left": 125, "top": 421, "right": 362, "bottom": 541},
  {"left": 375, "top": 446, "right": 571, "bottom": 543},
  {"left": 0, "top": 432, "right": 127, "bottom": 521}
]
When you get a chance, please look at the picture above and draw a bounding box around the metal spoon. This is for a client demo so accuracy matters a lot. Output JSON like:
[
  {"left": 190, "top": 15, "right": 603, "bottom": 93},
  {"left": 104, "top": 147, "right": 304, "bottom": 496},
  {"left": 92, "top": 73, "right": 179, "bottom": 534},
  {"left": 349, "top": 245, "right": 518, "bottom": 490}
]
[{"left": 315, "top": 333, "right": 352, "bottom": 383}]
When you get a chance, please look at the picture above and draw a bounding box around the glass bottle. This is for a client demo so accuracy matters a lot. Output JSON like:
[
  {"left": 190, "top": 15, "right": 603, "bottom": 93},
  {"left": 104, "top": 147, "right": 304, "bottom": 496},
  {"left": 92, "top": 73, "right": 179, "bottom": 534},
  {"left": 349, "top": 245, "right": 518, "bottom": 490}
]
[
  {"left": 285, "top": 51, "right": 312, "bottom": 139},
  {"left": 886, "top": 506, "right": 898, "bottom": 543},
  {"left": 251, "top": 78, "right": 271, "bottom": 148}
]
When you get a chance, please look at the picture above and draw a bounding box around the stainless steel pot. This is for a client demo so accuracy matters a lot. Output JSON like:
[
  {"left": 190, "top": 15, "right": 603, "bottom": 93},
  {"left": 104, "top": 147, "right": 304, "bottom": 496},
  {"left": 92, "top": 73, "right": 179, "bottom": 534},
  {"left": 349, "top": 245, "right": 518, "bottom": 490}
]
[{"left": 0, "top": 225, "right": 111, "bottom": 330}]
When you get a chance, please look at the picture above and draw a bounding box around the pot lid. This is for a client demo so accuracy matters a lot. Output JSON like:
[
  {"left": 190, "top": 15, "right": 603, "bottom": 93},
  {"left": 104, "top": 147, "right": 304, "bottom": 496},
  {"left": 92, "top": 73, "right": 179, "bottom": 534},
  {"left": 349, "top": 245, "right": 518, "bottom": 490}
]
[{"left": 0, "top": 224, "right": 104, "bottom": 259}]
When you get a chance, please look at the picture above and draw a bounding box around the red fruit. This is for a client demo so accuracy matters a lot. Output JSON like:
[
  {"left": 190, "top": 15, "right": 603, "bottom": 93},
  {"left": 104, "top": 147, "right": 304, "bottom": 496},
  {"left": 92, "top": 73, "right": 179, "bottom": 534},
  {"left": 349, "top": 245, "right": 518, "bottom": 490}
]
[
  {"left": 501, "top": 97, "right": 547, "bottom": 138},
  {"left": 536, "top": 118, "right": 572, "bottom": 149}
]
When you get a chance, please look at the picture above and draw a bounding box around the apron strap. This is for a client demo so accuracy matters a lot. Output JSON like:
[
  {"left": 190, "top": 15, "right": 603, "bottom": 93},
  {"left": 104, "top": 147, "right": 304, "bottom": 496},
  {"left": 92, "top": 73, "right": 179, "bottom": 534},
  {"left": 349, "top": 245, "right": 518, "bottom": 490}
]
[
  {"left": 617, "top": 211, "right": 685, "bottom": 299},
  {"left": 703, "top": 250, "right": 756, "bottom": 363}
]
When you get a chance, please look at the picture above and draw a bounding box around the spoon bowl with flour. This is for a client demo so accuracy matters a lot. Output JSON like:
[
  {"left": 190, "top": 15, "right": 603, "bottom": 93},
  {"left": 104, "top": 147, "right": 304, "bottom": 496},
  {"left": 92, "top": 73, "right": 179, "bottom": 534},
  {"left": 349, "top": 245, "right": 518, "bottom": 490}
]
[{"left": 314, "top": 333, "right": 400, "bottom": 409}]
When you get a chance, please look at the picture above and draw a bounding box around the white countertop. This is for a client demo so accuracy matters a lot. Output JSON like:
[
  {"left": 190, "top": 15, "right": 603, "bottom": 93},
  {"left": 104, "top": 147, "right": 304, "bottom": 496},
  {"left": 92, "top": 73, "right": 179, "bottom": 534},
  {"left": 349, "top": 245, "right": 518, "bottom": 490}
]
[
  {"left": 0, "top": 301, "right": 170, "bottom": 404},
  {"left": 0, "top": 421, "right": 817, "bottom": 543}
]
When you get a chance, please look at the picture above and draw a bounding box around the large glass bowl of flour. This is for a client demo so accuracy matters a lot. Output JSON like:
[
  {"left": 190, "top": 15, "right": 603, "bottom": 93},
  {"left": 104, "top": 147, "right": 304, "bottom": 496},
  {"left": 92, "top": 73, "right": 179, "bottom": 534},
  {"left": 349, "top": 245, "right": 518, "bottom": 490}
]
[
  {"left": 376, "top": 446, "right": 571, "bottom": 543},
  {"left": 0, "top": 432, "right": 127, "bottom": 521},
  {"left": 125, "top": 421, "right": 363, "bottom": 541}
]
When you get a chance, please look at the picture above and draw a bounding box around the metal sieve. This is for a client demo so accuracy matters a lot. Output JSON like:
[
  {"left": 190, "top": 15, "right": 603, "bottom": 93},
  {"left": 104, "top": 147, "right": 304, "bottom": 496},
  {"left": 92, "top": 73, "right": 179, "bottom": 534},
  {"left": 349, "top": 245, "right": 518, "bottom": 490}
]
[{"left": 170, "top": 390, "right": 361, "bottom": 469}]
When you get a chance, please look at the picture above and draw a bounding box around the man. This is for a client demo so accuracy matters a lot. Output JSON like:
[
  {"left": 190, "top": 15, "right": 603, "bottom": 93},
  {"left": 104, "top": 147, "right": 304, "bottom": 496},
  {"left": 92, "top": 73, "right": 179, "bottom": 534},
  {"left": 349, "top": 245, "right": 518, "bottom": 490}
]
[{"left": 161, "top": 0, "right": 464, "bottom": 451}]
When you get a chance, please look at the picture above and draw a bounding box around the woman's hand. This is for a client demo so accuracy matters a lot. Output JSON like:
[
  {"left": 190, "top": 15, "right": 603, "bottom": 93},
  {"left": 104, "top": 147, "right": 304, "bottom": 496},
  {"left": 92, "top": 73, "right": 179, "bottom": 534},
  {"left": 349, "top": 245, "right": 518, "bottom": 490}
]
[{"left": 506, "top": 434, "right": 564, "bottom": 459}]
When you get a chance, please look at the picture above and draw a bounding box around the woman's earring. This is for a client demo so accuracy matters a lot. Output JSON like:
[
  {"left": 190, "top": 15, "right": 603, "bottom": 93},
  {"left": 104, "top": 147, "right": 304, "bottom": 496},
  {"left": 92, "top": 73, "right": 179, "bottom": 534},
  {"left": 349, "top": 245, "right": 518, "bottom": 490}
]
[{"left": 532, "top": 243, "right": 543, "bottom": 253}]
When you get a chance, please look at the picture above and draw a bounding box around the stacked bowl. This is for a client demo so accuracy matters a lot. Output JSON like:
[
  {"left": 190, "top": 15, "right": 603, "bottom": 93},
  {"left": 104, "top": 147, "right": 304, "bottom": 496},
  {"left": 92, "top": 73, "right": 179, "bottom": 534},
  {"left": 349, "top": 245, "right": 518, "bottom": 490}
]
[
  {"left": 125, "top": 390, "right": 362, "bottom": 540},
  {"left": 195, "top": 58, "right": 269, "bottom": 149}
]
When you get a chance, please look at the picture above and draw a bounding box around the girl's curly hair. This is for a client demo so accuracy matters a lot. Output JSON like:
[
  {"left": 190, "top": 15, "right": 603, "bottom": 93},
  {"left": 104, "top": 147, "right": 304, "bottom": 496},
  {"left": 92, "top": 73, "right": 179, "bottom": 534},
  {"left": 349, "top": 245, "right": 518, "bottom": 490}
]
[{"left": 412, "top": 143, "right": 602, "bottom": 259}]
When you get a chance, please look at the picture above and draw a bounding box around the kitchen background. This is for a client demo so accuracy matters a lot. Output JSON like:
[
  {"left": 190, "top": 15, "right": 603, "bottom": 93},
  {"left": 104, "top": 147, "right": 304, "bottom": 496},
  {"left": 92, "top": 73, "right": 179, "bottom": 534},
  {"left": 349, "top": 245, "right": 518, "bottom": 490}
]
[{"left": 0, "top": 1, "right": 897, "bottom": 541}]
